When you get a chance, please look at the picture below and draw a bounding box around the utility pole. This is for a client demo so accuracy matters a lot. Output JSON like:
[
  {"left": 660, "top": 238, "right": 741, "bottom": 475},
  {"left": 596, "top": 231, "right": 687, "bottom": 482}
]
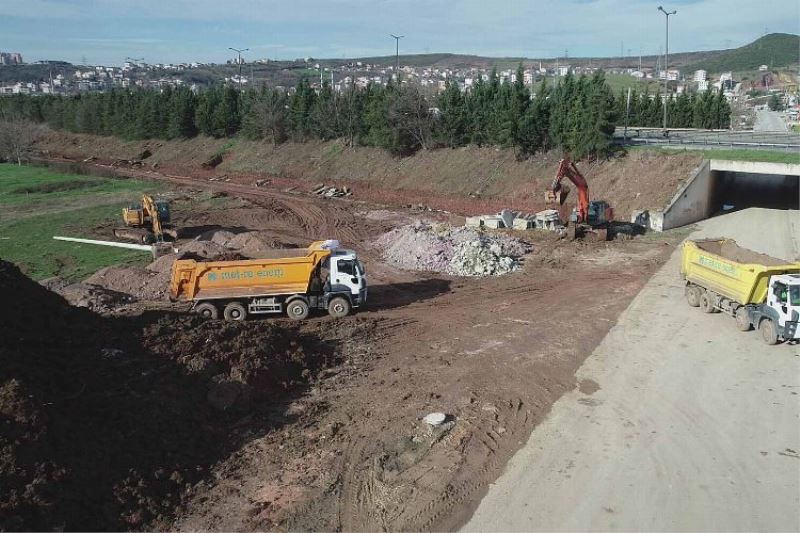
[
  {"left": 390, "top": 34, "right": 404, "bottom": 82},
  {"left": 228, "top": 47, "right": 249, "bottom": 89},
  {"left": 658, "top": 6, "right": 676, "bottom": 133}
]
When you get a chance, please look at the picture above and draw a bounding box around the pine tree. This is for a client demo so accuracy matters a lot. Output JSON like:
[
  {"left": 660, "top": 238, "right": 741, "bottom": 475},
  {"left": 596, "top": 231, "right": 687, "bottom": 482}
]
[{"left": 436, "top": 80, "right": 468, "bottom": 147}]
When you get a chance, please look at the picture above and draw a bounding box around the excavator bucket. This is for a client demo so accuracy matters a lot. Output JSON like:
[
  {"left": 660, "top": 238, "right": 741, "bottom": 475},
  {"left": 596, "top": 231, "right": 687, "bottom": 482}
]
[{"left": 114, "top": 227, "right": 155, "bottom": 244}]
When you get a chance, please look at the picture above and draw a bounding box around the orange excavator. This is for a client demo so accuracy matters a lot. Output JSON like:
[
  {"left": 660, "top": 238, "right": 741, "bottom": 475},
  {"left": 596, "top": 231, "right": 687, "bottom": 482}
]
[{"left": 545, "top": 156, "right": 614, "bottom": 241}]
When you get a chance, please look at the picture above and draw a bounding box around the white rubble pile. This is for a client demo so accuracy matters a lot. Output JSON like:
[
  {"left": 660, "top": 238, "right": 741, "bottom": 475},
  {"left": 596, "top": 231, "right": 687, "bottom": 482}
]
[{"left": 378, "top": 222, "right": 530, "bottom": 277}]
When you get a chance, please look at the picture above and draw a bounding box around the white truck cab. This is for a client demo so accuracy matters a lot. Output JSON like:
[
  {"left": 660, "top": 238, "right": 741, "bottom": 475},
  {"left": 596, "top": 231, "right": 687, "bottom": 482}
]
[
  {"left": 325, "top": 249, "right": 367, "bottom": 309},
  {"left": 763, "top": 274, "right": 800, "bottom": 342}
]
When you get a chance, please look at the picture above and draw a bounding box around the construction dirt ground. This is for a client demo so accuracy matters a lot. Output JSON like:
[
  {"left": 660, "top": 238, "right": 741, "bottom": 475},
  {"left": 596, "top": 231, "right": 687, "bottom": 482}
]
[{"left": 2, "top": 134, "right": 795, "bottom": 531}]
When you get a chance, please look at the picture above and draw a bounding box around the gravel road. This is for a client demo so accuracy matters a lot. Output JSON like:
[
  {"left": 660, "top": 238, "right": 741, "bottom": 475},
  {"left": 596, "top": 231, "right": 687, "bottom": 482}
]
[{"left": 464, "top": 208, "right": 800, "bottom": 532}]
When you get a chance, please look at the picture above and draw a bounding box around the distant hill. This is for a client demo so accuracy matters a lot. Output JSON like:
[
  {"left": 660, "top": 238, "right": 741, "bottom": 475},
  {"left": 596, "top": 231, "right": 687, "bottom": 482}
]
[
  {"left": 351, "top": 34, "right": 799, "bottom": 74},
  {"left": 685, "top": 33, "right": 799, "bottom": 73}
]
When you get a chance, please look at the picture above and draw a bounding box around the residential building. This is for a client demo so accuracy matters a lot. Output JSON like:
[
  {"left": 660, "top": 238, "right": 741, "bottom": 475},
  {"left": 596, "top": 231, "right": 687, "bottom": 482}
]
[{"left": 693, "top": 69, "right": 707, "bottom": 82}]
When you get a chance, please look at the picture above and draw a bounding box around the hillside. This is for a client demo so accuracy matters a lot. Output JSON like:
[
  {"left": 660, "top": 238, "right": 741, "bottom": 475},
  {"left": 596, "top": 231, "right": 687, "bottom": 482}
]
[{"left": 686, "top": 33, "right": 800, "bottom": 73}]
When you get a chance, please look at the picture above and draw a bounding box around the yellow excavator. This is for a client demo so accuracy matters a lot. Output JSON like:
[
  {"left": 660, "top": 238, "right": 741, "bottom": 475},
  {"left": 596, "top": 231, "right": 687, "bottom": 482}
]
[{"left": 114, "top": 195, "right": 178, "bottom": 244}]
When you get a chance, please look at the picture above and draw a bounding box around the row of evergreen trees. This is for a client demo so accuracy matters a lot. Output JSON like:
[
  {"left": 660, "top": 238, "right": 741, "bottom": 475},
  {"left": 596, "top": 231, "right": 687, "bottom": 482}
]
[
  {"left": 0, "top": 66, "right": 731, "bottom": 159},
  {"left": 613, "top": 87, "right": 731, "bottom": 129}
]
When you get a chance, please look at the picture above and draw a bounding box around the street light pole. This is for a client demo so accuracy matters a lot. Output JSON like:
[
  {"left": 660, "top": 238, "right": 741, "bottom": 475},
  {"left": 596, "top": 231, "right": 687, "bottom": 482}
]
[
  {"left": 228, "top": 47, "right": 249, "bottom": 89},
  {"left": 658, "top": 6, "right": 676, "bottom": 133},
  {"left": 390, "top": 34, "right": 404, "bottom": 82}
]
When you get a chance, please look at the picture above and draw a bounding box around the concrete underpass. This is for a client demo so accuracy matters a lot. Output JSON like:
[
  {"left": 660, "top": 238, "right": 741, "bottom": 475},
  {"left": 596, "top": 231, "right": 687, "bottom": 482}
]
[{"left": 657, "top": 160, "right": 800, "bottom": 230}]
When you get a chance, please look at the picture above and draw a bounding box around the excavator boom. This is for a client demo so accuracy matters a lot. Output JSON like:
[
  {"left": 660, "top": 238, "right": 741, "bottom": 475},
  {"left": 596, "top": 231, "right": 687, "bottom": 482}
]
[
  {"left": 547, "top": 157, "right": 590, "bottom": 223},
  {"left": 115, "top": 194, "right": 174, "bottom": 244}
]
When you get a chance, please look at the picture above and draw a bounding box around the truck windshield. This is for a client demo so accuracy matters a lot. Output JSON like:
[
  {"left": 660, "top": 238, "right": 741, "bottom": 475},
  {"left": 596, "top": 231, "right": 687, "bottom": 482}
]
[
  {"left": 338, "top": 259, "right": 357, "bottom": 277},
  {"left": 790, "top": 286, "right": 800, "bottom": 306}
]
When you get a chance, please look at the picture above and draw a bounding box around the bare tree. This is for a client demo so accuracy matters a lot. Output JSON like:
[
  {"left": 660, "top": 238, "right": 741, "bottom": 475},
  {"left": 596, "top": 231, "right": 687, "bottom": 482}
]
[
  {"left": 247, "top": 89, "right": 288, "bottom": 147},
  {"left": 387, "top": 86, "right": 433, "bottom": 155},
  {"left": 0, "top": 119, "right": 41, "bottom": 165}
]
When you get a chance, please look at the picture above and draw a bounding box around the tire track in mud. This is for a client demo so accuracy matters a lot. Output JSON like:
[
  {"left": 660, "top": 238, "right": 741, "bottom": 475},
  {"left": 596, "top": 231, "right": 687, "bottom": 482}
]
[{"left": 95, "top": 164, "right": 373, "bottom": 245}]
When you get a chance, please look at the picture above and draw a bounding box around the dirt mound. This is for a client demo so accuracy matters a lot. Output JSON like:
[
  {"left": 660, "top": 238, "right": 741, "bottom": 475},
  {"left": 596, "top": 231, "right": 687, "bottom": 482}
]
[
  {"left": 85, "top": 265, "right": 171, "bottom": 301},
  {"left": 378, "top": 222, "right": 531, "bottom": 276},
  {"left": 0, "top": 260, "right": 355, "bottom": 530},
  {"left": 227, "top": 231, "right": 296, "bottom": 258},
  {"left": 195, "top": 229, "right": 238, "bottom": 247},
  {"left": 178, "top": 239, "right": 229, "bottom": 258}
]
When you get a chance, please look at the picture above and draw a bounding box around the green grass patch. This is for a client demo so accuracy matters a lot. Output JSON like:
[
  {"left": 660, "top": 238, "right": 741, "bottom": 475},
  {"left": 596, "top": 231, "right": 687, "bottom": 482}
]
[
  {"left": 630, "top": 146, "right": 800, "bottom": 164},
  {"left": 0, "top": 204, "right": 149, "bottom": 281},
  {"left": 0, "top": 163, "right": 162, "bottom": 281},
  {"left": 792, "top": 124, "right": 800, "bottom": 133},
  {"left": 0, "top": 164, "right": 153, "bottom": 208}
]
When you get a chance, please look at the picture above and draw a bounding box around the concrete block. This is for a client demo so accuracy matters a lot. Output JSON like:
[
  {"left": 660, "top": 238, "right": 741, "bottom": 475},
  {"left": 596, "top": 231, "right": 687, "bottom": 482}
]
[
  {"left": 513, "top": 218, "right": 534, "bottom": 230},
  {"left": 499, "top": 209, "right": 516, "bottom": 229},
  {"left": 482, "top": 216, "right": 504, "bottom": 229},
  {"left": 649, "top": 211, "right": 664, "bottom": 232},
  {"left": 465, "top": 216, "right": 483, "bottom": 228}
]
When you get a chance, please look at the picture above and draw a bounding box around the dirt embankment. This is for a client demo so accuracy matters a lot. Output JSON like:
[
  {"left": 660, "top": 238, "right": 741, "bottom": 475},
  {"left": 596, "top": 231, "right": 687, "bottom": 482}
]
[
  {"left": 0, "top": 260, "right": 376, "bottom": 531},
  {"left": 35, "top": 129, "right": 701, "bottom": 218}
]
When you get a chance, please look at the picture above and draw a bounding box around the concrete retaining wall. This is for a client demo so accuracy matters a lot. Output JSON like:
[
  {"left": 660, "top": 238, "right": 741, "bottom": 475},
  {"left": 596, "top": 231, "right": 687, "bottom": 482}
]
[{"left": 657, "top": 159, "right": 800, "bottom": 231}]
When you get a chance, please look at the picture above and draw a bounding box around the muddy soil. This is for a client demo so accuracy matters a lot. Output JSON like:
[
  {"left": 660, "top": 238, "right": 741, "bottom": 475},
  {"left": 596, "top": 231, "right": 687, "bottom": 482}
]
[
  {"left": 7, "top": 153, "right": 682, "bottom": 531},
  {"left": 0, "top": 260, "right": 376, "bottom": 531}
]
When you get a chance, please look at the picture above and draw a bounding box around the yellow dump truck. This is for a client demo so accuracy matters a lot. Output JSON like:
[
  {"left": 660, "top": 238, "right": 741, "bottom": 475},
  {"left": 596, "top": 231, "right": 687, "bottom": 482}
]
[
  {"left": 682, "top": 238, "right": 800, "bottom": 344},
  {"left": 170, "top": 240, "right": 366, "bottom": 321}
]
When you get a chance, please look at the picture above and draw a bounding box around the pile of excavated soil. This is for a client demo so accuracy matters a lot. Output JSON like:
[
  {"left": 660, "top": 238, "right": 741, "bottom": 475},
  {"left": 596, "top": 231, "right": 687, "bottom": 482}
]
[
  {"left": 695, "top": 238, "right": 788, "bottom": 266},
  {"left": 378, "top": 222, "right": 531, "bottom": 276},
  {"left": 85, "top": 265, "right": 172, "bottom": 301},
  {"left": 0, "top": 260, "right": 358, "bottom": 530}
]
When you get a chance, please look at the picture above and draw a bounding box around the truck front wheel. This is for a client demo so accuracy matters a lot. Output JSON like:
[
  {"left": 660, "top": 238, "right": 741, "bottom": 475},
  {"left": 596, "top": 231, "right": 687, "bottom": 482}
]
[
  {"left": 685, "top": 286, "right": 701, "bottom": 307},
  {"left": 195, "top": 302, "right": 219, "bottom": 320},
  {"left": 328, "top": 296, "right": 351, "bottom": 318},
  {"left": 286, "top": 300, "right": 310, "bottom": 321},
  {"left": 759, "top": 319, "right": 779, "bottom": 345},
  {"left": 699, "top": 292, "right": 716, "bottom": 313},
  {"left": 223, "top": 302, "right": 247, "bottom": 321},
  {"left": 735, "top": 307, "right": 752, "bottom": 331}
]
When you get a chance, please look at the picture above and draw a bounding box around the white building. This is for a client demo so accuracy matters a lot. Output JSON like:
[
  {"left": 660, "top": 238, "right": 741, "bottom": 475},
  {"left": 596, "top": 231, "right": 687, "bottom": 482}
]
[
  {"left": 558, "top": 65, "right": 571, "bottom": 77},
  {"left": 693, "top": 69, "right": 707, "bottom": 82},
  {"left": 719, "top": 72, "right": 733, "bottom": 83},
  {"left": 697, "top": 79, "right": 709, "bottom": 92}
]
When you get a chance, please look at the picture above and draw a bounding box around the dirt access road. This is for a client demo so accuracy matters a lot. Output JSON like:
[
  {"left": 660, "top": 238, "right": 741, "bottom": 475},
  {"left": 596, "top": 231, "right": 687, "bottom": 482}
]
[
  {"left": 465, "top": 208, "right": 800, "bottom": 532},
  {"left": 45, "top": 160, "right": 679, "bottom": 531}
]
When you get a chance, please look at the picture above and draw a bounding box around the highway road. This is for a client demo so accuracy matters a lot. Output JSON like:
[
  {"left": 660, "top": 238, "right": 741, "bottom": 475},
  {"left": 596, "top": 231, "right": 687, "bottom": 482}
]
[
  {"left": 754, "top": 109, "right": 790, "bottom": 133},
  {"left": 464, "top": 208, "right": 800, "bottom": 532}
]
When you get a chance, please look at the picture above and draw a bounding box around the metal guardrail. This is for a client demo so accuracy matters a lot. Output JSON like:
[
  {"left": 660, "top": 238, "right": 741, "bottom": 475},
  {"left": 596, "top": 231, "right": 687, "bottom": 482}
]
[{"left": 613, "top": 128, "right": 800, "bottom": 152}]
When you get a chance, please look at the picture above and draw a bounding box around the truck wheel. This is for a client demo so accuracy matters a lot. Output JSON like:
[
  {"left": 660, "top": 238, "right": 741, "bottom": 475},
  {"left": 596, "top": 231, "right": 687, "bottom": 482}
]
[
  {"left": 685, "top": 286, "right": 701, "bottom": 307},
  {"left": 735, "top": 307, "right": 752, "bottom": 331},
  {"left": 328, "top": 296, "right": 351, "bottom": 318},
  {"left": 223, "top": 302, "right": 247, "bottom": 321},
  {"left": 759, "top": 319, "right": 779, "bottom": 345},
  {"left": 286, "top": 300, "right": 309, "bottom": 321},
  {"left": 195, "top": 302, "right": 219, "bottom": 320},
  {"left": 699, "top": 292, "right": 716, "bottom": 313}
]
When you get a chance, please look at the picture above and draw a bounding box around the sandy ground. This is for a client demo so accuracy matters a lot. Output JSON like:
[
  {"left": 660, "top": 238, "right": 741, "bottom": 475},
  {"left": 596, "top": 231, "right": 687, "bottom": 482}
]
[{"left": 464, "top": 208, "right": 800, "bottom": 532}]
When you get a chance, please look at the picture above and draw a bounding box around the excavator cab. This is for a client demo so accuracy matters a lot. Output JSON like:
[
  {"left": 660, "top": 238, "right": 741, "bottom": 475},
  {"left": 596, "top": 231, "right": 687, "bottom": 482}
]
[
  {"left": 154, "top": 200, "right": 171, "bottom": 223},
  {"left": 115, "top": 195, "right": 176, "bottom": 244}
]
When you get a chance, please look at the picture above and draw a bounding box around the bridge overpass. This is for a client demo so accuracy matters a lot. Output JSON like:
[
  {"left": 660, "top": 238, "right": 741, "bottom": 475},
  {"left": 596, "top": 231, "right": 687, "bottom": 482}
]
[{"left": 653, "top": 159, "right": 800, "bottom": 231}]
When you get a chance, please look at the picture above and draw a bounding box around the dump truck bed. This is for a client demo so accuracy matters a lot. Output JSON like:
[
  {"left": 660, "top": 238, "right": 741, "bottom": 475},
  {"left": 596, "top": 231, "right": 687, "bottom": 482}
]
[
  {"left": 170, "top": 246, "right": 331, "bottom": 302},
  {"left": 681, "top": 239, "right": 800, "bottom": 305}
]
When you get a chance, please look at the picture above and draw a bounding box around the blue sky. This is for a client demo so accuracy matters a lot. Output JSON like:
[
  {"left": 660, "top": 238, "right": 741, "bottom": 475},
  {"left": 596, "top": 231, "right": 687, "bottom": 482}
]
[{"left": 1, "top": 0, "right": 798, "bottom": 65}]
